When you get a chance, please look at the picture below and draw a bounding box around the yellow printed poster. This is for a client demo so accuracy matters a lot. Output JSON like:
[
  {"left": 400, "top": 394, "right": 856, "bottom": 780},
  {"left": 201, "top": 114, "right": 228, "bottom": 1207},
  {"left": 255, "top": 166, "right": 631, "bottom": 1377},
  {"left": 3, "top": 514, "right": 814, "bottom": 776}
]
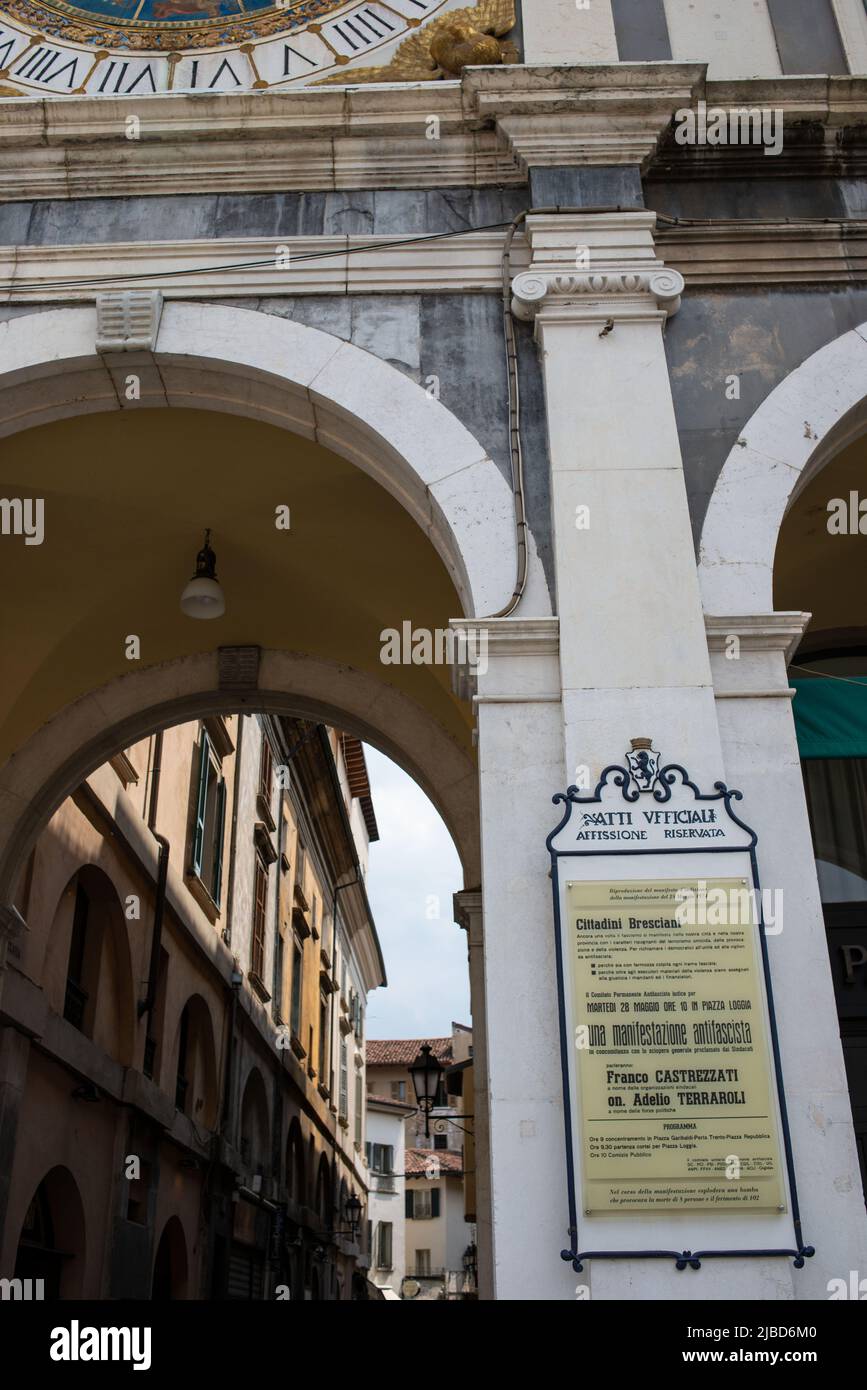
[{"left": 566, "top": 878, "right": 785, "bottom": 1214}]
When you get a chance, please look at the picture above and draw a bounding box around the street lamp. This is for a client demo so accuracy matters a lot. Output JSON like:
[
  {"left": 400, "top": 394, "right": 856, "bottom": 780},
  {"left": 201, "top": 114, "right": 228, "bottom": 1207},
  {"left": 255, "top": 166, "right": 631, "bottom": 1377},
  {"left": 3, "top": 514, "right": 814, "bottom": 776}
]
[
  {"left": 409, "top": 1042, "right": 444, "bottom": 1139},
  {"left": 333, "top": 1190, "right": 363, "bottom": 1242},
  {"left": 180, "top": 528, "right": 226, "bottom": 620},
  {"left": 344, "top": 1192, "right": 362, "bottom": 1238}
]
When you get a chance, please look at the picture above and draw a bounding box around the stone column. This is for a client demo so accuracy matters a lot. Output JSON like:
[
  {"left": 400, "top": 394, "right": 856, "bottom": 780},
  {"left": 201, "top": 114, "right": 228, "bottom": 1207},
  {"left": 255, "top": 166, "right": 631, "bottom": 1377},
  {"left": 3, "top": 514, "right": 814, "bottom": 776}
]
[
  {"left": 707, "top": 613, "right": 867, "bottom": 1299},
  {"left": 453, "top": 889, "right": 493, "bottom": 1299},
  {"left": 512, "top": 212, "right": 724, "bottom": 793},
  {"left": 507, "top": 213, "right": 787, "bottom": 1299},
  {"left": 451, "top": 616, "right": 573, "bottom": 1300}
]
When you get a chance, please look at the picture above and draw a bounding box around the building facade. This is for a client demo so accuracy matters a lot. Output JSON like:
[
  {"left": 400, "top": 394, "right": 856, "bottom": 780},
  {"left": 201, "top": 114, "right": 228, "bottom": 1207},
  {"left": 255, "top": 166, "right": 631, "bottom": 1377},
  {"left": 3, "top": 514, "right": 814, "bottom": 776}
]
[
  {"left": 0, "top": 0, "right": 866, "bottom": 1301},
  {"left": 0, "top": 714, "right": 384, "bottom": 1298},
  {"left": 367, "top": 1025, "right": 476, "bottom": 1298},
  {"left": 365, "top": 1092, "right": 413, "bottom": 1295}
]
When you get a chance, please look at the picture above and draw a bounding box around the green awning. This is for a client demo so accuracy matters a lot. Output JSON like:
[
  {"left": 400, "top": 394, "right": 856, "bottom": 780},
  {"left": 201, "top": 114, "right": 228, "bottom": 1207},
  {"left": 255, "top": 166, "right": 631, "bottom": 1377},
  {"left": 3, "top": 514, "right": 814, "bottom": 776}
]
[{"left": 790, "top": 677, "right": 867, "bottom": 759}]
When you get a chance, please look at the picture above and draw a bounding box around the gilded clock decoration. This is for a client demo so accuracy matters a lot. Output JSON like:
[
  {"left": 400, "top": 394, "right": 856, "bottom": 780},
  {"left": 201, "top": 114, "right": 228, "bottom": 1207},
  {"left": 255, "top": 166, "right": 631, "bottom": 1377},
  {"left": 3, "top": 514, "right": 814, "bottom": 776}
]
[
  {"left": 314, "top": 0, "right": 517, "bottom": 83},
  {"left": 0, "top": 0, "right": 519, "bottom": 94}
]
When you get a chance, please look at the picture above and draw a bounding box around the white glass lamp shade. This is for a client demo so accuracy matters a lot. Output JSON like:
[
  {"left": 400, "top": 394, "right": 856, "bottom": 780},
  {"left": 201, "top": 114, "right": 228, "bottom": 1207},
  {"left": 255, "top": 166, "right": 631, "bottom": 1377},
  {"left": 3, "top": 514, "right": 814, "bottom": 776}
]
[
  {"left": 180, "top": 529, "right": 225, "bottom": 620},
  {"left": 180, "top": 575, "right": 225, "bottom": 619}
]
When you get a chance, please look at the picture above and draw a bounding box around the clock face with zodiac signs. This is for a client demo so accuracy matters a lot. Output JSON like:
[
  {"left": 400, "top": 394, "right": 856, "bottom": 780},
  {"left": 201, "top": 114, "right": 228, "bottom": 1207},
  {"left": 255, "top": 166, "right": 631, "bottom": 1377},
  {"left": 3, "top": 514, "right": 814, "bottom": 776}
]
[{"left": 0, "top": 0, "right": 517, "bottom": 98}]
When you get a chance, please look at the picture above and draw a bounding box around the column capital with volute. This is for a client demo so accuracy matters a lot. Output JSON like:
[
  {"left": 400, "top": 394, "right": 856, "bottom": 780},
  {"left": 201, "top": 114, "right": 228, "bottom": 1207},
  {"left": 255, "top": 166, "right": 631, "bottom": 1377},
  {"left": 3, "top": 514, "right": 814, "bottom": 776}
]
[{"left": 511, "top": 211, "right": 685, "bottom": 327}]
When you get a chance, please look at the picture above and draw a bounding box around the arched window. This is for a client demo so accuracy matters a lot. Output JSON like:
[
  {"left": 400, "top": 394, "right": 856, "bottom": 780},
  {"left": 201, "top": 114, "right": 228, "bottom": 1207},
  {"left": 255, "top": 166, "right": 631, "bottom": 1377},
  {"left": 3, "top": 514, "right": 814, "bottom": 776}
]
[
  {"left": 315, "top": 1154, "right": 332, "bottom": 1226},
  {"left": 174, "top": 995, "right": 218, "bottom": 1128},
  {"left": 286, "top": 1119, "right": 305, "bottom": 1206},
  {"left": 15, "top": 1166, "right": 86, "bottom": 1299},
  {"left": 239, "top": 1068, "right": 270, "bottom": 1177},
  {"left": 50, "top": 865, "right": 135, "bottom": 1065},
  {"left": 152, "top": 1216, "right": 189, "bottom": 1300}
]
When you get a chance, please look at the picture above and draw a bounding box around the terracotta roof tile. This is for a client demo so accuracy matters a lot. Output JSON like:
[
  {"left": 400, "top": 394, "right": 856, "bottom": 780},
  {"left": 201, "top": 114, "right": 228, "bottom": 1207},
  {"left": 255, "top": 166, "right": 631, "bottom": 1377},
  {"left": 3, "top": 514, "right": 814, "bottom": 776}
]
[
  {"left": 366, "top": 1038, "right": 452, "bottom": 1067},
  {"left": 405, "top": 1147, "right": 464, "bottom": 1176}
]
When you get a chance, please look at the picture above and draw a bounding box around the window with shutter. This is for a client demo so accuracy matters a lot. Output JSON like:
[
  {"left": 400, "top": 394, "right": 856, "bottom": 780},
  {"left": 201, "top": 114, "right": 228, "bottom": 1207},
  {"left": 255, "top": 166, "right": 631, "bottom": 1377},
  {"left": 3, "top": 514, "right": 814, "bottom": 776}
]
[
  {"left": 413, "top": 1187, "right": 432, "bottom": 1219},
  {"left": 191, "top": 729, "right": 228, "bottom": 908},
  {"left": 339, "top": 1038, "right": 348, "bottom": 1118},
  {"left": 431, "top": 1187, "right": 440, "bottom": 1219},
  {"left": 212, "top": 775, "right": 226, "bottom": 906},
  {"left": 318, "top": 996, "right": 328, "bottom": 1078},
  {"left": 191, "top": 731, "right": 211, "bottom": 878},
  {"left": 251, "top": 857, "right": 267, "bottom": 982},
  {"left": 259, "top": 735, "right": 273, "bottom": 803},
  {"left": 290, "top": 942, "right": 303, "bottom": 1038},
  {"left": 376, "top": 1222, "right": 393, "bottom": 1270}
]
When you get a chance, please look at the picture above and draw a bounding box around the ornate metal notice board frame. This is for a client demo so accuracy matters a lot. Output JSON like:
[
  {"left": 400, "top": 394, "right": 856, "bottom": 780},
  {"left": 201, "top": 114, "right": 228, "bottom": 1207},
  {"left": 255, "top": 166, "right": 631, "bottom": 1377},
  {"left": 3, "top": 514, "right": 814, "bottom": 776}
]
[{"left": 546, "top": 751, "right": 814, "bottom": 1274}]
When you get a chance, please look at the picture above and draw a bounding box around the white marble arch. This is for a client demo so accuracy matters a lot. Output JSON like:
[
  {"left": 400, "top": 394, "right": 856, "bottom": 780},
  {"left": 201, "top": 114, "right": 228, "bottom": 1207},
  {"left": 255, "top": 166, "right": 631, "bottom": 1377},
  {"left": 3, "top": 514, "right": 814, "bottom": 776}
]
[
  {"left": 699, "top": 320, "right": 867, "bottom": 615},
  {"left": 0, "top": 300, "right": 548, "bottom": 903},
  {"left": 0, "top": 301, "right": 549, "bottom": 622},
  {"left": 0, "top": 650, "right": 481, "bottom": 907}
]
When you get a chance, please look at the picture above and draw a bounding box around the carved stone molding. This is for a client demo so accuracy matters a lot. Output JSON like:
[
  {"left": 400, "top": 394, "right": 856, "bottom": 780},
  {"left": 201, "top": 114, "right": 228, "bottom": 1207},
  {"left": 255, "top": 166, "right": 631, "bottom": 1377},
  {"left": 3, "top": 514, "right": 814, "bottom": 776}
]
[
  {"left": 453, "top": 889, "right": 483, "bottom": 945},
  {"left": 511, "top": 212, "right": 685, "bottom": 326},
  {"left": 705, "top": 613, "right": 812, "bottom": 663},
  {"left": 511, "top": 267, "right": 685, "bottom": 322},
  {"left": 95, "top": 290, "right": 163, "bottom": 353},
  {"left": 463, "top": 63, "right": 705, "bottom": 170},
  {"left": 448, "top": 616, "right": 561, "bottom": 707}
]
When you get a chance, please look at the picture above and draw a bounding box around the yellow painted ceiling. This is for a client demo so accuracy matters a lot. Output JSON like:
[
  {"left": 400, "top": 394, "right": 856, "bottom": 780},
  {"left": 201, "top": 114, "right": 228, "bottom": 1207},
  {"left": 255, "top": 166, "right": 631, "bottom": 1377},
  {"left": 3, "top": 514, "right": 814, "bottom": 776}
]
[
  {"left": 774, "top": 434, "right": 867, "bottom": 644},
  {"left": 0, "top": 407, "right": 472, "bottom": 762}
]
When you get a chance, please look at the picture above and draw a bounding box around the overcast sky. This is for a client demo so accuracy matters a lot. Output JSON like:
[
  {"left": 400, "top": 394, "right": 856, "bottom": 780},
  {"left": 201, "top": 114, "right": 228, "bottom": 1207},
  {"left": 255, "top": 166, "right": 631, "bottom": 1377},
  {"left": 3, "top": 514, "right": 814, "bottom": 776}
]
[{"left": 363, "top": 745, "right": 470, "bottom": 1040}]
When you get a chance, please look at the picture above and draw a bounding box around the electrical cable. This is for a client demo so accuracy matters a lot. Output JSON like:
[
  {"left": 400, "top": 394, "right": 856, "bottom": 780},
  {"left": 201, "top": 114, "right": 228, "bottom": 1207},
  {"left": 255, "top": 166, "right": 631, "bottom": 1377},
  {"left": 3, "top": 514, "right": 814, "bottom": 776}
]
[
  {"left": 1, "top": 210, "right": 863, "bottom": 295},
  {"left": 0, "top": 220, "right": 517, "bottom": 294},
  {"left": 789, "top": 664, "right": 867, "bottom": 687}
]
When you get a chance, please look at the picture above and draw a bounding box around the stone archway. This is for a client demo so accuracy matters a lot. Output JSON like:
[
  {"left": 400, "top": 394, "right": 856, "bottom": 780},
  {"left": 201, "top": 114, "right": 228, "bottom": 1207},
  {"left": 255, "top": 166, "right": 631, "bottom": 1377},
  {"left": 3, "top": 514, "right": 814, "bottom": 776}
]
[
  {"left": 0, "top": 650, "right": 482, "bottom": 909},
  {"left": 698, "top": 321, "right": 867, "bottom": 615},
  {"left": 152, "top": 1214, "right": 189, "bottom": 1300},
  {"left": 0, "top": 297, "right": 547, "bottom": 1304},
  {"left": 15, "top": 1164, "right": 87, "bottom": 1299},
  {"left": 0, "top": 301, "right": 544, "bottom": 621},
  {"left": 0, "top": 300, "right": 547, "bottom": 910}
]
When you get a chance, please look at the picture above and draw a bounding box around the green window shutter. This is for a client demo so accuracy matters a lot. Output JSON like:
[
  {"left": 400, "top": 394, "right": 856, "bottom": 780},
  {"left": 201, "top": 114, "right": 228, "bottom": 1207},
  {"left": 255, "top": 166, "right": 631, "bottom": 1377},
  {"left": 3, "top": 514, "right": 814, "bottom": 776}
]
[
  {"left": 431, "top": 1187, "right": 440, "bottom": 1219},
  {"left": 405, "top": 1190, "right": 413, "bottom": 1219},
  {"left": 212, "top": 774, "right": 227, "bottom": 906},
  {"left": 191, "top": 731, "right": 211, "bottom": 877}
]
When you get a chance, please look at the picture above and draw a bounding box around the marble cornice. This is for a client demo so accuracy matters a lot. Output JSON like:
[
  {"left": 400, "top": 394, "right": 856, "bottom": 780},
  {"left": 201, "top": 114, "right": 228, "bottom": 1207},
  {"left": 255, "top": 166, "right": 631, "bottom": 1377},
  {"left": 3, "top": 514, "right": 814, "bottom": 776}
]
[
  {"left": 0, "top": 220, "right": 864, "bottom": 304},
  {"left": 2, "top": 62, "right": 696, "bottom": 196},
  {"left": 0, "top": 68, "right": 866, "bottom": 200},
  {"left": 705, "top": 613, "right": 812, "bottom": 665}
]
